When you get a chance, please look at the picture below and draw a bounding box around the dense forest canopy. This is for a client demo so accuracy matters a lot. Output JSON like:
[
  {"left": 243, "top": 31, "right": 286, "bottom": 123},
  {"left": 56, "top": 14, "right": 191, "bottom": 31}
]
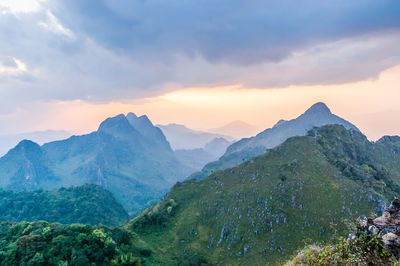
[{"left": 0, "top": 184, "right": 129, "bottom": 226}]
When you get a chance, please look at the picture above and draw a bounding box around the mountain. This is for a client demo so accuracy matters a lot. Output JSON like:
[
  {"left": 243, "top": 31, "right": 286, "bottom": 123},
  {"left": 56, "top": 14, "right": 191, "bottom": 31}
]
[
  {"left": 224, "top": 102, "right": 358, "bottom": 157},
  {"left": 196, "top": 102, "right": 360, "bottom": 179},
  {"left": 209, "top": 120, "right": 260, "bottom": 139},
  {"left": 158, "top": 123, "right": 232, "bottom": 150},
  {"left": 0, "top": 184, "right": 129, "bottom": 226},
  {"left": 0, "top": 130, "right": 71, "bottom": 156},
  {"left": 0, "top": 140, "right": 58, "bottom": 191},
  {"left": 175, "top": 137, "right": 232, "bottom": 170},
  {"left": 126, "top": 113, "right": 171, "bottom": 151},
  {"left": 128, "top": 125, "right": 400, "bottom": 265},
  {"left": 204, "top": 137, "right": 232, "bottom": 157},
  {"left": 0, "top": 113, "right": 194, "bottom": 215},
  {"left": 1, "top": 125, "right": 399, "bottom": 265}
]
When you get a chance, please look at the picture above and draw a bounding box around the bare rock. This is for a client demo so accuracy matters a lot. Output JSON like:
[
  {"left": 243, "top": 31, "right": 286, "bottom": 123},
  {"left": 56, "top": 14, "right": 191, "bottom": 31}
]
[{"left": 359, "top": 199, "right": 400, "bottom": 258}]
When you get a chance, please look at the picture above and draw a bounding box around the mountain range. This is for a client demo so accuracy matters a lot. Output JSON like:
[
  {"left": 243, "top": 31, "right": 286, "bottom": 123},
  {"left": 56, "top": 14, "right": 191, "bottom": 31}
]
[
  {"left": 175, "top": 137, "right": 232, "bottom": 170},
  {"left": 158, "top": 123, "right": 232, "bottom": 150},
  {"left": 195, "top": 102, "right": 360, "bottom": 179},
  {"left": 129, "top": 124, "right": 400, "bottom": 265},
  {"left": 0, "top": 102, "right": 369, "bottom": 216},
  {"left": 0, "top": 103, "right": 400, "bottom": 265},
  {"left": 159, "top": 124, "right": 234, "bottom": 170},
  {"left": 0, "top": 113, "right": 193, "bottom": 215}
]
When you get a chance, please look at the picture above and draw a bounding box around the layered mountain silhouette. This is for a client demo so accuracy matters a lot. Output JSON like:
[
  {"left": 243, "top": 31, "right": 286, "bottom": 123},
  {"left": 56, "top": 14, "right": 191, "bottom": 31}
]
[
  {"left": 1, "top": 104, "right": 400, "bottom": 265},
  {"left": 209, "top": 120, "right": 260, "bottom": 139},
  {"left": 175, "top": 137, "right": 232, "bottom": 170},
  {"left": 131, "top": 125, "right": 400, "bottom": 265},
  {"left": 158, "top": 123, "right": 232, "bottom": 150},
  {"left": 195, "top": 102, "right": 359, "bottom": 178},
  {"left": 0, "top": 113, "right": 193, "bottom": 214}
]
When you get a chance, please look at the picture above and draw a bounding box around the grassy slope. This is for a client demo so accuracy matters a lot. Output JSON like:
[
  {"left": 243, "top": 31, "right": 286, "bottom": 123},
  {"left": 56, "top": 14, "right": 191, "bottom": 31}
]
[
  {"left": 1, "top": 125, "right": 399, "bottom": 265},
  {"left": 129, "top": 125, "right": 399, "bottom": 265}
]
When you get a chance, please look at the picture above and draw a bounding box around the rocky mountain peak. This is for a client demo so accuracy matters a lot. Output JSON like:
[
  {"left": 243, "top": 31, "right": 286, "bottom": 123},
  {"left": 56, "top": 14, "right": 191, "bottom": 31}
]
[
  {"left": 126, "top": 112, "right": 138, "bottom": 119},
  {"left": 97, "top": 114, "right": 138, "bottom": 140},
  {"left": 273, "top": 119, "right": 287, "bottom": 128},
  {"left": 9, "top": 139, "right": 42, "bottom": 156},
  {"left": 303, "top": 102, "right": 332, "bottom": 116},
  {"left": 137, "top": 115, "right": 153, "bottom": 126},
  {"left": 98, "top": 114, "right": 131, "bottom": 132}
]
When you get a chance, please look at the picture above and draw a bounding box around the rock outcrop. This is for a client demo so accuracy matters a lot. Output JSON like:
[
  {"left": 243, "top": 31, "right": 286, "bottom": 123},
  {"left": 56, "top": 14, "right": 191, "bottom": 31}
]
[{"left": 359, "top": 199, "right": 400, "bottom": 258}]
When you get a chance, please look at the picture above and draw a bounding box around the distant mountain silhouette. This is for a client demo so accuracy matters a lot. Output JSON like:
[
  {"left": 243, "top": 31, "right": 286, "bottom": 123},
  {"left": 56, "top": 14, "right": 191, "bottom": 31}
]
[
  {"left": 0, "top": 140, "right": 58, "bottom": 190},
  {"left": 158, "top": 123, "right": 232, "bottom": 150},
  {"left": 224, "top": 102, "right": 358, "bottom": 157},
  {"left": 0, "top": 130, "right": 71, "bottom": 156},
  {"left": 0, "top": 114, "right": 193, "bottom": 214},
  {"left": 209, "top": 120, "right": 260, "bottom": 139},
  {"left": 175, "top": 137, "right": 232, "bottom": 170},
  {"left": 195, "top": 102, "right": 359, "bottom": 178}
]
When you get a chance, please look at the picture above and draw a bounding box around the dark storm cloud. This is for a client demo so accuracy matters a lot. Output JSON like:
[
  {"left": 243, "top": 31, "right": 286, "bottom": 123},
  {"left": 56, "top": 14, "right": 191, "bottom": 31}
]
[
  {"left": 0, "top": 0, "right": 399, "bottom": 108},
  {"left": 46, "top": 0, "right": 400, "bottom": 64}
]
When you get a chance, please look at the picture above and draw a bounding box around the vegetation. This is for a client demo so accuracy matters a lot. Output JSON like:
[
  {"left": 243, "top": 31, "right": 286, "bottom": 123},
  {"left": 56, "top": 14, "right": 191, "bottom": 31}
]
[
  {"left": 286, "top": 228, "right": 394, "bottom": 265},
  {"left": 128, "top": 125, "right": 400, "bottom": 265},
  {"left": 1, "top": 125, "right": 400, "bottom": 265},
  {"left": 309, "top": 125, "right": 400, "bottom": 199},
  {"left": 0, "top": 184, "right": 129, "bottom": 226},
  {"left": 0, "top": 221, "right": 150, "bottom": 266}
]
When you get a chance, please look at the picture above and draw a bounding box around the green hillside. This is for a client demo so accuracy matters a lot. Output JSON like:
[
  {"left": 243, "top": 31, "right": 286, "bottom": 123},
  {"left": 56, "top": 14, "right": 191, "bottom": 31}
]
[
  {"left": 0, "top": 114, "right": 193, "bottom": 215},
  {"left": 0, "top": 221, "right": 150, "bottom": 266},
  {"left": 1, "top": 125, "right": 400, "bottom": 265},
  {"left": 0, "top": 184, "right": 129, "bottom": 226},
  {"left": 128, "top": 125, "right": 400, "bottom": 265}
]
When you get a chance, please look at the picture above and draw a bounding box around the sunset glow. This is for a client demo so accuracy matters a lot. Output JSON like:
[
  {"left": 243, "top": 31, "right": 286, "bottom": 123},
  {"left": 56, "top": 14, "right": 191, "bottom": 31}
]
[{"left": 1, "top": 65, "right": 395, "bottom": 141}]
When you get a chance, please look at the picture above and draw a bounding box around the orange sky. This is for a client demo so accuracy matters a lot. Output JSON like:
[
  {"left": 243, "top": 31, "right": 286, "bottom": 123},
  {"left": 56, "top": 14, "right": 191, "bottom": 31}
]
[{"left": 27, "top": 64, "right": 400, "bottom": 141}]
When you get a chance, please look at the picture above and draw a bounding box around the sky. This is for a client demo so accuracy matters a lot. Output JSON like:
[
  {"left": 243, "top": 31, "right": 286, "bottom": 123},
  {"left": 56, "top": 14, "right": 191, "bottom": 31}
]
[{"left": 0, "top": 0, "right": 399, "bottom": 140}]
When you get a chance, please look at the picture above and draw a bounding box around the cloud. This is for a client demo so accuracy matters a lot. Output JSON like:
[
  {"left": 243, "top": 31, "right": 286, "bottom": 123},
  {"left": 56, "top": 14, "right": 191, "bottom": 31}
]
[
  {"left": 0, "top": 57, "right": 26, "bottom": 73},
  {"left": 38, "top": 10, "right": 75, "bottom": 39},
  {"left": 0, "top": 0, "right": 399, "bottom": 114},
  {"left": 0, "top": 0, "right": 44, "bottom": 14},
  {"left": 46, "top": 0, "right": 400, "bottom": 64}
]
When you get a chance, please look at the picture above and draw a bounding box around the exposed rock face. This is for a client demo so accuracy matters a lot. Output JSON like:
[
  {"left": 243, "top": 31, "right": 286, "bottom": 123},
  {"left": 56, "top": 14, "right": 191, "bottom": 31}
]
[{"left": 359, "top": 199, "right": 400, "bottom": 258}]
